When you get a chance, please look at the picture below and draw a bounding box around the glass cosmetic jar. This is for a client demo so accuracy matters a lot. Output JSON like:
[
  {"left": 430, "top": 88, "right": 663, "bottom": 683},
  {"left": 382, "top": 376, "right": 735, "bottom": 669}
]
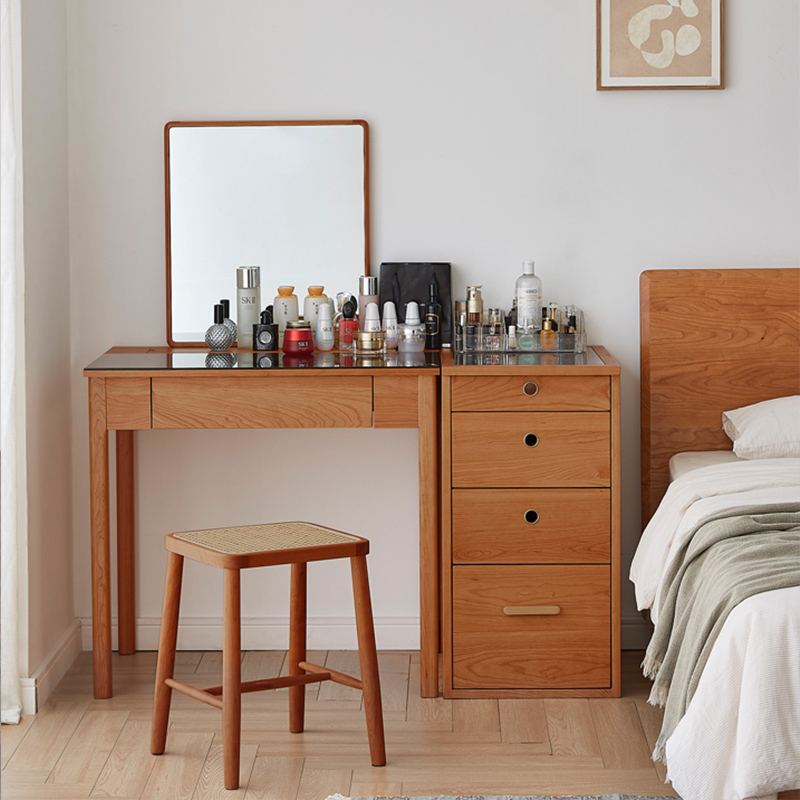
[{"left": 282, "top": 320, "right": 314, "bottom": 354}]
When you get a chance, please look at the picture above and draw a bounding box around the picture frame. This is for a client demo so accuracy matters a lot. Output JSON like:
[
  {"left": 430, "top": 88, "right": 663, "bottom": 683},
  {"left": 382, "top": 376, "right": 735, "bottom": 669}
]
[{"left": 597, "top": 0, "right": 724, "bottom": 90}]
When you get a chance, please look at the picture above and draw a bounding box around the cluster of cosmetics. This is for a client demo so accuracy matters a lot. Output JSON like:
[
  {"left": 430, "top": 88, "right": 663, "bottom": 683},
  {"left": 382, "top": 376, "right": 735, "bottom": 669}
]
[
  {"left": 204, "top": 269, "right": 444, "bottom": 355},
  {"left": 452, "top": 262, "right": 586, "bottom": 354}
]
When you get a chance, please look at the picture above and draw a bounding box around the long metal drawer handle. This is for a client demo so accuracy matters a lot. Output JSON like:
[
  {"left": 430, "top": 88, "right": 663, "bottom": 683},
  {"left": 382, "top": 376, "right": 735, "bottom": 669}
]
[
  {"left": 523, "top": 433, "right": 539, "bottom": 447},
  {"left": 503, "top": 605, "right": 561, "bottom": 616},
  {"left": 522, "top": 381, "right": 539, "bottom": 397},
  {"left": 524, "top": 509, "right": 540, "bottom": 524}
]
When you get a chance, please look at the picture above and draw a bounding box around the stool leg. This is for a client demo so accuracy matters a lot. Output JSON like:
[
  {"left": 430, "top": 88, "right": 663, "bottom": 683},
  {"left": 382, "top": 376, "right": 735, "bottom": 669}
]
[
  {"left": 151, "top": 551, "right": 184, "bottom": 755},
  {"left": 223, "top": 568, "right": 242, "bottom": 790},
  {"left": 289, "top": 562, "right": 307, "bottom": 733},
  {"left": 350, "top": 554, "right": 386, "bottom": 766}
]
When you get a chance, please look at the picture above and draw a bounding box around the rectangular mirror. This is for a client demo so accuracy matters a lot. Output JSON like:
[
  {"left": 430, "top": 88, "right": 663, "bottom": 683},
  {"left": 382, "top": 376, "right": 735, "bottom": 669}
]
[{"left": 166, "top": 120, "right": 369, "bottom": 346}]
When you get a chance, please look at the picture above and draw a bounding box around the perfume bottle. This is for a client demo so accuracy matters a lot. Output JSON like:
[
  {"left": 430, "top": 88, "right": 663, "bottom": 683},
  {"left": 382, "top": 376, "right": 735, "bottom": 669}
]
[
  {"left": 205, "top": 303, "right": 234, "bottom": 351},
  {"left": 540, "top": 318, "right": 556, "bottom": 350},
  {"left": 424, "top": 278, "right": 442, "bottom": 350},
  {"left": 220, "top": 298, "right": 237, "bottom": 342},
  {"left": 236, "top": 266, "right": 261, "bottom": 350},
  {"left": 274, "top": 286, "right": 299, "bottom": 339},
  {"left": 253, "top": 309, "right": 279, "bottom": 351},
  {"left": 315, "top": 303, "right": 335, "bottom": 351},
  {"left": 338, "top": 299, "right": 358, "bottom": 350}
]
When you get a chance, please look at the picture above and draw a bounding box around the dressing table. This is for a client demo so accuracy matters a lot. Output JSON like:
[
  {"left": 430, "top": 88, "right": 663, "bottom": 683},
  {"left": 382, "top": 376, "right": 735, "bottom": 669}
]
[{"left": 84, "top": 348, "right": 441, "bottom": 699}]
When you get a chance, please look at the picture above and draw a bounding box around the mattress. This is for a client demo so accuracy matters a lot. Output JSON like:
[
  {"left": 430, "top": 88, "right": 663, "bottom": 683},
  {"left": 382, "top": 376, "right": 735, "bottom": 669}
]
[
  {"left": 630, "top": 458, "right": 800, "bottom": 800},
  {"left": 668, "top": 449, "right": 743, "bottom": 481}
]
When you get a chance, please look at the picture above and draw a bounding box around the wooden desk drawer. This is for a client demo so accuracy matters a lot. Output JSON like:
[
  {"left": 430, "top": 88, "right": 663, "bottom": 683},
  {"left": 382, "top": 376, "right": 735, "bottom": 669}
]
[
  {"left": 451, "top": 412, "right": 610, "bottom": 488},
  {"left": 452, "top": 489, "right": 610, "bottom": 564},
  {"left": 152, "top": 376, "right": 372, "bottom": 429},
  {"left": 452, "top": 564, "right": 611, "bottom": 690},
  {"left": 451, "top": 375, "right": 609, "bottom": 412}
]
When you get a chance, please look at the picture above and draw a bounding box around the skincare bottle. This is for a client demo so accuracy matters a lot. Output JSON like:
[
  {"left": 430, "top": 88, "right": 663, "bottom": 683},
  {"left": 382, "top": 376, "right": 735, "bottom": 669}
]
[
  {"left": 382, "top": 301, "right": 398, "bottom": 349},
  {"left": 315, "top": 303, "right": 335, "bottom": 351},
  {"left": 236, "top": 266, "right": 261, "bottom": 349},
  {"left": 507, "top": 324, "right": 518, "bottom": 351},
  {"left": 220, "top": 298, "right": 237, "bottom": 342},
  {"left": 466, "top": 285, "right": 483, "bottom": 326},
  {"left": 303, "top": 286, "right": 328, "bottom": 335},
  {"left": 515, "top": 260, "right": 542, "bottom": 334},
  {"left": 253, "top": 309, "right": 280, "bottom": 351},
  {"left": 424, "top": 279, "right": 442, "bottom": 350},
  {"left": 338, "top": 299, "right": 358, "bottom": 350},
  {"left": 358, "top": 276, "right": 378, "bottom": 329},
  {"left": 540, "top": 318, "right": 556, "bottom": 351},
  {"left": 274, "top": 286, "right": 299, "bottom": 339},
  {"left": 397, "top": 301, "right": 426, "bottom": 352},
  {"left": 205, "top": 303, "right": 234, "bottom": 351},
  {"left": 363, "top": 302, "right": 381, "bottom": 333}
]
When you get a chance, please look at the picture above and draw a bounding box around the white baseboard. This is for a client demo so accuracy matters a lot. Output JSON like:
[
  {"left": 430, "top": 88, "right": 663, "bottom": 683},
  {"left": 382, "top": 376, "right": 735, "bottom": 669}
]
[
  {"left": 23, "top": 620, "right": 82, "bottom": 714},
  {"left": 80, "top": 616, "right": 421, "bottom": 652},
  {"left": 78, "top": 614, "right": 652, "bottom": 656}
]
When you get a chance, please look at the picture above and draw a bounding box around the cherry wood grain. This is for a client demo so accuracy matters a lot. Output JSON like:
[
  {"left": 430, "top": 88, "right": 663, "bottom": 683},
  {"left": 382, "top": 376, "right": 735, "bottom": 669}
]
[
  {"left": 452, "top": 565, "right": 611, "bottom": 691},
  {"left": 451, "top": 412, "right": 610, "bottom": 488},
  {"left": 115, "top": 430, "right": 136, "bottom": 654},
  {"left": 452, "top": 489, "right": 610, "bottom": 564},
  {"left": 451, "top": 375, "right": 610, "bottom": 412},
  {"left": 88, "top": 377, "right": 112, "bottom": 699},
  {"left": 640, "top": 268, "right": 800, "bottom": 523},
  {"left": 373, "top": 373, "right": 419, "bottom": 427},
  {"left": 106, "top": 377, "right": 151, "bottom": 429},
  {"left": 152, "top": 375, "right": 372, "bottom": 428}
]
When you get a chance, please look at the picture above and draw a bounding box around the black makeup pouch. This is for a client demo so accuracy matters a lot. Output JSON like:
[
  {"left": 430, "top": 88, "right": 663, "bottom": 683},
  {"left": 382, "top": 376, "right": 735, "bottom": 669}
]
[{"left": 378, "top": 262, "right": 452, "bottom": 343}]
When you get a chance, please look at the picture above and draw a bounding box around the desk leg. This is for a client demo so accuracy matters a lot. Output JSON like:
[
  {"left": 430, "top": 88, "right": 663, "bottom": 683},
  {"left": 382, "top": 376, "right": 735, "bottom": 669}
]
[
  {"left": 418, "top": 374, "right": 440, "bottom": 697},
  {"left": 116, "top": 430, "right": 136, "bottom": 655},
  {"left": 89, "top": 378, "right": 113, "bottom": 698}
]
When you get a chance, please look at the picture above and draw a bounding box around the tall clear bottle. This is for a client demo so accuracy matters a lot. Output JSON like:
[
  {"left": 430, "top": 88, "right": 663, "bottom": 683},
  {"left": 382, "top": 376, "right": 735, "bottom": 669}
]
[{"left": 515, "top": 260, "right": 542, "bottom": 334}]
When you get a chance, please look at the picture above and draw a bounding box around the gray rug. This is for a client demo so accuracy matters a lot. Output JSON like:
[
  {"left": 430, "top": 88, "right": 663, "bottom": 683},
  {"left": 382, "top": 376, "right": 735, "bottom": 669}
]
[{"left": 331, "top": 795, "right": 677, "bottom": 800}]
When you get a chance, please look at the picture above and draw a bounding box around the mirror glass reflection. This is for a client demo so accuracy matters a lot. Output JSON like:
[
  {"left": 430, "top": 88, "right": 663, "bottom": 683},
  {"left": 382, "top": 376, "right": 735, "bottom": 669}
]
[{"left": 166, "top": 121, "right": 369, "bottom": 345}]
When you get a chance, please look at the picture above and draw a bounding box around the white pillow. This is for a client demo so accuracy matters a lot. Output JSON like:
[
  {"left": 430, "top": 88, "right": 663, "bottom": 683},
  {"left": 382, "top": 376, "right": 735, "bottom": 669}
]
[{"left": 722, "top": 395, "right": 800, "bottom": 459}]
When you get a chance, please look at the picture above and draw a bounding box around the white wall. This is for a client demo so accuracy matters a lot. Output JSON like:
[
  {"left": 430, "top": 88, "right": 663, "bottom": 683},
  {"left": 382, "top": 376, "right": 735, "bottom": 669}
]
[
  {"left": 66, "top": 1, "right": 799, "bottom": 651},
  {"left": 20, "top": 0, "right": 77, "bottom": 700}
]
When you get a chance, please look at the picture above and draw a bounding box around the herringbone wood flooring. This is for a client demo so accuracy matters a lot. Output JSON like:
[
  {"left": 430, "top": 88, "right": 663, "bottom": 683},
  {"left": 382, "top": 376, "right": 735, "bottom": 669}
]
[{"left": 2, "top": 650, "right": 797, "bottom": 799}]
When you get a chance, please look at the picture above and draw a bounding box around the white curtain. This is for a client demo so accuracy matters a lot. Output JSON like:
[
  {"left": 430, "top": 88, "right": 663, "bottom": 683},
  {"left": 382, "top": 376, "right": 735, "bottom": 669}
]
[{"left": 1, "top": 0, "right": 25, "bottom": 725}]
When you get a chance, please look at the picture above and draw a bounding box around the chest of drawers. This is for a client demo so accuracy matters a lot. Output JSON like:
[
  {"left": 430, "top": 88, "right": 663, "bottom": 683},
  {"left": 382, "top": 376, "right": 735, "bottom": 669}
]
[{"left": 441, "top": 348, "right": 621, "bottom": 698}]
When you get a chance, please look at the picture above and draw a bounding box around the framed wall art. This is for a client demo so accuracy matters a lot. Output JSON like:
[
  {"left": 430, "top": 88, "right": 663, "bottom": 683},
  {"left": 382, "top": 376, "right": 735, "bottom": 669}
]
[{"left": 597, "top": 0, "right": 724, "bottom": 90}]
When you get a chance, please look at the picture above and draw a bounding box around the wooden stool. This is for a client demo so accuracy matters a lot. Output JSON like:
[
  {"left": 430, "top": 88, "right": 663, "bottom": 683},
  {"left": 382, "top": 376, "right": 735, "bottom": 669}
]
[{"left": 150, "top": 521, "right": 386, "bottom": 790}]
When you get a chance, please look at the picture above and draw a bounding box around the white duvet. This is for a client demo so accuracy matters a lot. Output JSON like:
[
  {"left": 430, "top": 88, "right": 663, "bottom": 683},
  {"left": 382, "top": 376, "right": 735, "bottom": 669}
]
[{"left": 629, "top": 458, "right": 800, "bottom": 800}]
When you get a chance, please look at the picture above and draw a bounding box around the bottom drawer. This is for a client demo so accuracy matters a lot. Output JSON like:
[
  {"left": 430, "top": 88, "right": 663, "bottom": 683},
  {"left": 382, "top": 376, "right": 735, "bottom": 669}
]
[{"left": 452, "top": 565, "right": 610, "bottom": 690}]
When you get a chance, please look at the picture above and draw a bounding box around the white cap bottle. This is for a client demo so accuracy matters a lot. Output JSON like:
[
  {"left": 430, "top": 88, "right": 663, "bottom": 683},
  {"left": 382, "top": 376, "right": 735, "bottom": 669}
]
[{"left": 515, "top": 260, "right": 542, "bottom": 334}]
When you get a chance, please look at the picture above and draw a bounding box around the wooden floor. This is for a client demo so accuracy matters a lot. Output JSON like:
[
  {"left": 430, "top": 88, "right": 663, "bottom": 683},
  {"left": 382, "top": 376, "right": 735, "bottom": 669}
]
[{"left": 0, "top": 648, "right": 778, "bottom": 800}]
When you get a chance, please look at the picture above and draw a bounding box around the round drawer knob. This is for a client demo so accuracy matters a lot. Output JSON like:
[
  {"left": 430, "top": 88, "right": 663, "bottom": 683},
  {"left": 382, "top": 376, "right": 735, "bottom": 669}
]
[
  {"left": 522, "top": 381, "right": 539, "bottom": 397},
  {"left": 524, "top": 509, "right": 540, "bottom": 524},
  {"left": 523, "top": 433, "right": 539, "bottom": 448}
]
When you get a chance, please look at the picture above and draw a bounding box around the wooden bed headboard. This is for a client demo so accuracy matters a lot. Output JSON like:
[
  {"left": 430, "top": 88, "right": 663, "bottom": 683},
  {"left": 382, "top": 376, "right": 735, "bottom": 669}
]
[{"left": 640, "top": 268, "right": 800, "bottom": 525}]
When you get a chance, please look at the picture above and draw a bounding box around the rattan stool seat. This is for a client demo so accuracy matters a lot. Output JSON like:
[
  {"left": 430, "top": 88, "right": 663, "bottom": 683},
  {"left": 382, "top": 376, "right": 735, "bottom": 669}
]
[
  {"left": 151, "top": 519, "right": 385, "bottom": 791},
  {"left": 166, "top": 520, "right": 369, "bottom": 570}
]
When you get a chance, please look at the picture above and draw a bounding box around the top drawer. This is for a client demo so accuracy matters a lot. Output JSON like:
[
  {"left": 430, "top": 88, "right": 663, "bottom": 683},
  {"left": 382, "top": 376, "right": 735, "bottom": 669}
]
[
  {"left": 152, "top": 376, "right": 372, "bottom": 429},
  {"left": 451, "top": 375, "right": 609, "bottom": 412}
]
